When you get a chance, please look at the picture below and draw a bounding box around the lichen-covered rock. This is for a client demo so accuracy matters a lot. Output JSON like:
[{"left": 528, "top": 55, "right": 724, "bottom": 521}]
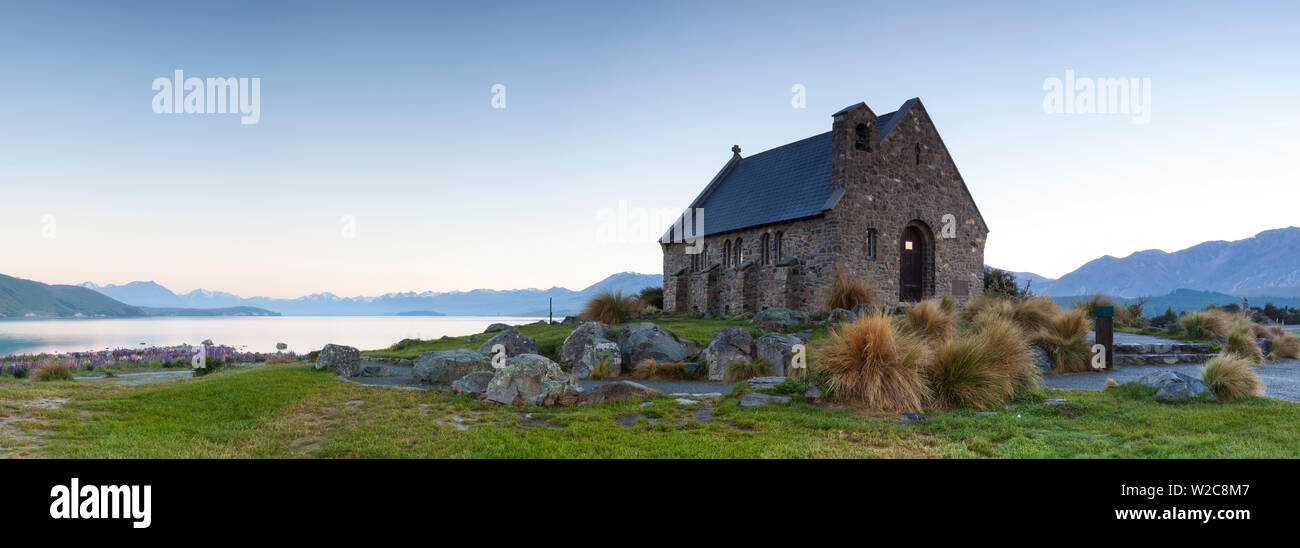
[
  {"left": 577, "top": 341, "right": 622, "bottom": 378},
  {"left": 851, "top": 302, "right": 876, "bottom": 318},
  {"left": 1029, "top": 345, "right": 1054, "bottom": 375},
  {"left": 702, "top": 327, "right": 755, "bottom": 381},
  {"left": 413, "top": 349, "right": 493, "bottom": 384},
  {"left": 315, "top": 344, "right": 362, "bottom": 377},
  {"left": 576, "top": 380, "right": 658, "bottom": 405},
  {"left": 484, "top": 323, "right": 512, "bottom": 333},
  {"left": 826, "top": 308, "right": 855, "bottom": 324},
  {"left": 483, "top": 354, "right": 580, "bottom": 407},
  {"left": 755, "top": 333, "right": 805, "bottom": 377},
  {"left": 1257, "top": 338, "right": 1273, "bottom": 357},
  {"left": 617, "top": 322, "right": 688, "bottom": 367},
  {"left": 476, "top": 327, "right": 541, "bottom": 357},
  {"left": 560, "top": 322, "right": 622, "bottom": 378},
  {"left": 750, "top": 307, "right": 809, "bottom": 332},
  {"left": 451, "top": 371, "right": 496, "bottom": 396},
  {"left": 1137, "top": 370, "right": 1216, "bottom": 401}
]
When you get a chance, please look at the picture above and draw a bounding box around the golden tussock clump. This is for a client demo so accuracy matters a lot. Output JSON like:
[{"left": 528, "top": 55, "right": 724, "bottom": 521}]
[
  {"left": 1201, "top": 354, "right": 1264, "bottom": 401},
  {"left": 898, "top": 299, "right": 954, "bottom": 343},
  {"left": 816, "top": 313, "right": 932, "bottom": 413}
]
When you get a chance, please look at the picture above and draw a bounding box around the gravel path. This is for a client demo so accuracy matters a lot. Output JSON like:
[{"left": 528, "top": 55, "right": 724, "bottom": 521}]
[{"left": 1040, "top": 359, "right": 1300, "bottom": 402}]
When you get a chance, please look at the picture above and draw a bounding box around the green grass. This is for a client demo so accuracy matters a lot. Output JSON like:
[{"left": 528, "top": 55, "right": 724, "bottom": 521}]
[{"left": 5, "top": 360, "right": 1299, "bottom": 458}]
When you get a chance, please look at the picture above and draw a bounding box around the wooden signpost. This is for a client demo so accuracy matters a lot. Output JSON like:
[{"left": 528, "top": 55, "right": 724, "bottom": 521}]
[{"left": 1094, "top": 305, "right": 1114, "bottom": 370}]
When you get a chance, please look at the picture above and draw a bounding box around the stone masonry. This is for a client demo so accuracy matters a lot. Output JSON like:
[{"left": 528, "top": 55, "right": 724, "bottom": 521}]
[{"left": 661, "top": 98, "right": 988, "bottom": 316}]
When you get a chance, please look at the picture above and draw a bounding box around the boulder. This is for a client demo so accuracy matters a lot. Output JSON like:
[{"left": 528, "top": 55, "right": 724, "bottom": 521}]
[
  {"left": 750, "top": 307, "right": 809, "bottom": 332},
  {"left": 576, "top": 380, "right": 658, "bottom": 405},
  {"left": 739, "top": 393, "right": 790, "bottom": 407},
  {"left": 477, "top": 327, "right": 541, "bottom": 358},
  {"left": 413, "top": 349, "right": 493, "bottom": 384},
  {"left": 747, "top": 376, "right": 786, "bottom": 390},
  {"left": 826, "top": 308, "right": 855, "bottom": 324},
  {"left": 561, "top": 316, "right": 579, "bottom": 326},
  {"left": 1029, "top": 345, "right": 1054, "bottom": 375},
  {"left": 1258, "top": 338, "right": 1273, "bottom": 357},
  {"left": 560, "top": 322, "right": 622, "bottom": 379},
  {"left": 576, "top": 341, "right": 622, "bottom": 378},
  {"left": 851, "top": 302, "right": 876, "bottom": 318},
  {"left": 315, "top": 344, "right": 362, "bottom": 377},
  {"left": 484, "top": 323, "right": 512, "bottom": 334},
  {"left": 483, "top": 354, "right": 580, "bottom": 407},
  {"left": 1136, "top": 370, "right": 1216, "bottom": 401},
  {"left": 617, "top": 323, "right": 688, "bottom": 367},
  {"left": 755, "top": 333, "right": 805, "bottom": 377},
  {"left": 702, "top": 327, "right": 755, "bottom": 381},
  {"left": 680, "top": 338, "right": 702, "bottom": 360},
  {"left": 803, "top": 385, "right": 822, "bottom": 402},
  {"left": 451, "top": 371, "right": 496, "bottom": 396}
]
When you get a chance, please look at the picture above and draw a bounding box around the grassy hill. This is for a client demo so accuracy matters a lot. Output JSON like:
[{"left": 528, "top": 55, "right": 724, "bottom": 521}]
[{"left": 0, "top": 274, "right": 145, "bottom": 318}]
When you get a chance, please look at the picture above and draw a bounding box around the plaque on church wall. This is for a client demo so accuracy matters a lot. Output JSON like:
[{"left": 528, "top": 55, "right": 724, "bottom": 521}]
[{"left": 951, "top": 279, "right": 969, "bottom": 297}]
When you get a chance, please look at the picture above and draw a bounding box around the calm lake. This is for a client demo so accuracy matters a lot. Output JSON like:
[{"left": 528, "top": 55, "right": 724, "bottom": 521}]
[{"left": 0, "top": 316, "right": 547, "bottom": 356}]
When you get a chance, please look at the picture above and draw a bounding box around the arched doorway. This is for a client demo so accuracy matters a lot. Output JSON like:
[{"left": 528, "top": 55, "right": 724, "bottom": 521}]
[{"left": 899, "top": 225, "right": 926, "bottom": 302}]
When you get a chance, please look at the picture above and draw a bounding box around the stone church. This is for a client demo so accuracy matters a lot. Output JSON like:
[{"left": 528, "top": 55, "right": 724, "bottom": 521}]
[{"left": 660, "top": 98, "right": 988, "bottom": 316}]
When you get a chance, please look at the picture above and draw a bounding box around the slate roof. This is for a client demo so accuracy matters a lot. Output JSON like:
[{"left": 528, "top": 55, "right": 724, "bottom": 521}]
[{"left": 663, "top": 99, "right": 917, "bottom": 242}]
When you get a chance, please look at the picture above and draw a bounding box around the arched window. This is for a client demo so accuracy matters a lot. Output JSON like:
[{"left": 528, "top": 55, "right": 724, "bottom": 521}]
[
  {"left": 775, "top": 232, "right": 784, "bottom": 262},
  {"left": 855, "top": 123, "right": 871, "bottom": 152},
  {"left": 866, "top": 229, "right": 878, "bottom": 260},
  {"left": 734, "top": 238, "right": 743, "bottom": 265},
  {"left": 702, "top": 243, "right": 709, "bottom": 269},
  {"left": 723, "top": 240, "right": 731, "bottom": 268},
  {"left": 915, "top": 143, "right": 922, "bottom": 165},
  {"left": 760, "top": 233, "right": 770, "bottom": 265}
]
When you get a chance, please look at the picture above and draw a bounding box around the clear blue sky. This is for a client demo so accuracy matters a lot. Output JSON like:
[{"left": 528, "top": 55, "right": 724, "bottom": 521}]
[{"left": 2, "top": 0, "right": 1297, "bottom": 297}]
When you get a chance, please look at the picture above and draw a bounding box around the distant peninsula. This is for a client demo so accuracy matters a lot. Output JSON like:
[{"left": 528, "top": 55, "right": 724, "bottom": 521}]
[{"left": 394, "top": 310, "right": 446, "bottom": 316}]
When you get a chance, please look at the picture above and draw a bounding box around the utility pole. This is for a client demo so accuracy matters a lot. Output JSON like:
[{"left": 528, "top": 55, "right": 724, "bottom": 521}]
[{"left": 549, "top": 297, "right": 553, "bottom": 324}]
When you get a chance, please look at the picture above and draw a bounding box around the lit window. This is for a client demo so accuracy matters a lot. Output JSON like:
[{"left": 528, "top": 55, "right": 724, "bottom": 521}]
[{"left": 905, "top": 240, "right": 914, "bottom": 251}]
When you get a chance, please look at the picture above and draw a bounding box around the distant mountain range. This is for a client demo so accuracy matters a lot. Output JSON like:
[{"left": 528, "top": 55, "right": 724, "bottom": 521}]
[
  {"left": 1006, "top": 227, "right": 1300, "bottom": 299},
  {"left": 0, "top": 274, "right": 280, "bottom": 318},
  {"left": 80, "top": 271, "right": 663, "bottom": 316},
  {"left": 1, "top": 273, "right": 144, "bottom": 318}
]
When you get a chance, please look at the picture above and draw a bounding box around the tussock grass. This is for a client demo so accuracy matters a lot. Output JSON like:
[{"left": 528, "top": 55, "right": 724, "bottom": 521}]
[
  {"left": 1270, "top": 331, "right": 1300, "bottom": 360},
  {"left": 969, "top": 315, "right": 1040, "bottom": 391},
  {"left": 929, "top": 316, "right": 1038, "bottom": 410},
  {"left": 929, "top": 336, "right": 1012, "bottom": 410},
  {"left": 31, "top": 358, "right": 73, "bottom": 382},
  {"left": 825, "top": 270, "right": 876, "bottom": 311},
  {"left": 1032, "top": 309, "right": 1092, "bottom": 373},
  {"left": 581, "top": 290, "right": 643, "bottom": 324},
  {"left": 588, "top": 358, "right": 613, "bottom": 380},
  {"left": 1011, "top": 296, "right": 1063, "bottom": 334},
  {"left": 898, "top": 299, "right": 953, "bottom": 343},
  {"left": 725, "top": 360, "right": 773, "bottom": 382},
  {"left": 1201, "top": 354, "right": 1264, "bottom": 401},
  {"left": 938, "top": 295, "right": 956, "bottom": 314},
  {"left": 1225, "top": 329, "right": 1264, "bottom": 365},
  {"left": 816, "top": 313, "right": 931, "bottom": 413},
  {"left": 960, "top": 294, "right": 1014, "bottom": 325},
  {"left": 632, "top": 359, "right": 692, "bottom": 381}
]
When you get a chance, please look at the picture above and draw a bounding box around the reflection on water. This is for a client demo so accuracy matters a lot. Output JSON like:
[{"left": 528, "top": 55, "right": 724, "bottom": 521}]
[{"left": 0, "top": 316, "right": 544, "bottom": 356}]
